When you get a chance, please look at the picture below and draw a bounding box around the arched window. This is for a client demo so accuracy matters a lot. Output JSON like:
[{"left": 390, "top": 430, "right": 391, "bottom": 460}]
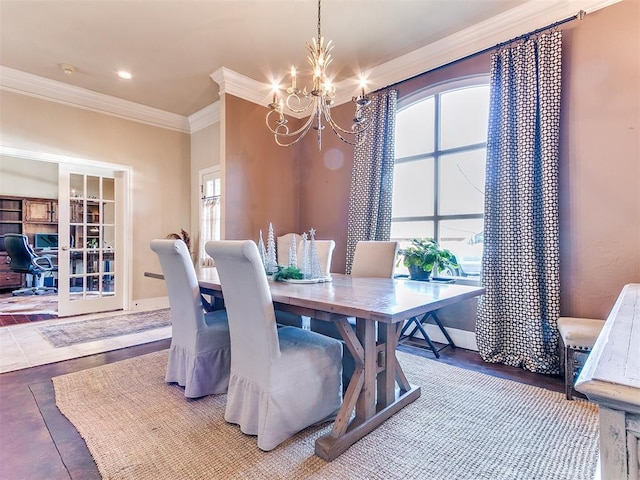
[{"left": 392, "top": 76, "right": 489, "bottom": 277}]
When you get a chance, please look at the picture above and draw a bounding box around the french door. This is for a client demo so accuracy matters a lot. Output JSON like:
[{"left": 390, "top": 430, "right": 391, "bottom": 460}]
[{"left": 57, "top": 164, "right": 127, "bottom": 317}]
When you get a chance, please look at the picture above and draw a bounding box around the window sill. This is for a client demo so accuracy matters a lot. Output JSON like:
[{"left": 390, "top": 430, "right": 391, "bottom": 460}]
[{"left": 450, "top": 276, "right": 482, "bottom": 287}]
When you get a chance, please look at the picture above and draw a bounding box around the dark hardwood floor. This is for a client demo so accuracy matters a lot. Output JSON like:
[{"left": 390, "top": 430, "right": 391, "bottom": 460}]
[{"left": 0, "top": 338, "right": 563, "bottom": 480}]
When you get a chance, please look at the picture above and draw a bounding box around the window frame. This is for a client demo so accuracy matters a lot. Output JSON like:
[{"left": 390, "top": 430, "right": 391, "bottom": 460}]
[
  {"left": 199, "top": 166, "right": 221, "bottom": 266},
  {"left": 392, "top": 74, "right": 489, "bottom": 277}
]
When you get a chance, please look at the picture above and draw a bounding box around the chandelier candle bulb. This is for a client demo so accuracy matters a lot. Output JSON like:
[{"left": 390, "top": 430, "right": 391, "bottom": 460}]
[{"left": 291, "top": 67, "right": 296, "bottom": 89}]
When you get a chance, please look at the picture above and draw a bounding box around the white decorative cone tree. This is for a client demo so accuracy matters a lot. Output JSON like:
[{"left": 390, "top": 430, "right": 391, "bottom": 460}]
[
  {"left": 288, "top": 241, "right": 297, "bottom": 268},
  {"left": 265, "top": 223, "right": 278, "bottom": 274},
  {"left": 258, "top": 230, "right": 267, "bottom": 269},
  {"left": 309, "top": 228, "right": 322, "bottom": 279},
  {"left": 299, "top": 233, "right": 310, "bottom": 279}
]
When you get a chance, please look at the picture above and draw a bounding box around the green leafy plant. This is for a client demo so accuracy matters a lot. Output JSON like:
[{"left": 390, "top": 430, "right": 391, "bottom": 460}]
[
  {"left": 398, "top": 238, "right": 458, "bottom": 277},
  {"left": 272, "top": 265, "right": 304, "bottom": 282}
]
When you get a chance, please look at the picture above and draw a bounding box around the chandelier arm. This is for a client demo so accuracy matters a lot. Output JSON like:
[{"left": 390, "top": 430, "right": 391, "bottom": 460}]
[
  {"left": 324, "top": 106, "right": 373, "bottom": 136},
  {"left": 326, "top": 120, "right": 369, "bottom": 146},
  {"left": 266, "top": 107, "right": 318, "bottom": 138},
  {"left": 285, "top": 94, "right": 315, "bottom": 114},
  {"left": 274, "top": 117, "right": 317, "bottom": 147},
  {"left": 323, "top": 108, "right": 373, "bottom": 147}
]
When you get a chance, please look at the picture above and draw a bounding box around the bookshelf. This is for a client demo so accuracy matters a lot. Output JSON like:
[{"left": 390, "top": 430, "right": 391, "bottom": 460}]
[{"left": 0, "top": 195, "right": 58, "bottom": 290}]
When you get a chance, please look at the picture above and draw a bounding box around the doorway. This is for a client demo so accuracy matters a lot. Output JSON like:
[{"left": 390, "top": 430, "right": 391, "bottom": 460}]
[{"left": 0, "top": 146, "right": 131, "bottom": 318}]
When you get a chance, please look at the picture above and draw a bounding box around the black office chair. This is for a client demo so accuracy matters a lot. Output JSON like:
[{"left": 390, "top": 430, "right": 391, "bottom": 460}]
[{"left": 4, "top": 233, "right": 57, "bottom": 296}]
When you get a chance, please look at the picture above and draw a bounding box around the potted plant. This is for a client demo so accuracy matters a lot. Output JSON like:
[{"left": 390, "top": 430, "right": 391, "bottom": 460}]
[{"left": 398, "top": 238, "right": 458, "bottom": 281}]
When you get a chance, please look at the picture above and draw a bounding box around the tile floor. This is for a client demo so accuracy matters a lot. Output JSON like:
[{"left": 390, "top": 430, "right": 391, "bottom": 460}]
[{"left": 0, "top": 309, "right": 171, "bottom": 374}]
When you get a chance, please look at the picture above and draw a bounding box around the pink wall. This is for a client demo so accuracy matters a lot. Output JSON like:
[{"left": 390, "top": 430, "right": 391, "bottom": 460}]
[
  {"left": 0, "top": 90, "right": 192, "bottom": 302},
  {"left": 224, "top": 0, "right": 639, "bottom": 319},
  {"left": 558, "top": 0, "right": 640, "bottom": 318},
  {"left": 298, "top": 105, "right": 355, "bottom": 273},
  {"left": 223, "top": 95, "right": 300, "bottom": 241}
]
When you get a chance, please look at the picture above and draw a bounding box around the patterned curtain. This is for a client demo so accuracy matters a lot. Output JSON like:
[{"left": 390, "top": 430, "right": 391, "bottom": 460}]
[
  {"left": 198, "top": 196, "right": 220, "bottom": 267},
  {"left": 476, "top": 31, "right": 562, "bottom": 374},
  {"left": 345, "top": 89, "right": 397, "bottom": 273}
]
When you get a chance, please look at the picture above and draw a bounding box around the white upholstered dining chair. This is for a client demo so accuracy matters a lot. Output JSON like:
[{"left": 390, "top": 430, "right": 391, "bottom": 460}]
[
  {"left": 297, "top": 239, "right": 336, "bottom": 277},
  {"left": 150, "top": 239, "right": 231, "bottom": 398},
  {"left": 351, "top": 241, "right": 399, "bottom": 278},
  {"left": 276, "top": 232, "right": 302, "bottom": 266},
  {"left": 557, "top": 316, "right": 605, "bottom": 400},
  {"left": 275, "top": 238, "right": 336, "bottom": 328},
  {"left": 206, "top": 239, "right": 343, "bottom": 451}
]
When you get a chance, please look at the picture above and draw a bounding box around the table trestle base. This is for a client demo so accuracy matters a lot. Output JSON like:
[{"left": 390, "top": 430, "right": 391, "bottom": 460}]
[{"left": 315, "top": 384, "right": 421, "bottom": 461}]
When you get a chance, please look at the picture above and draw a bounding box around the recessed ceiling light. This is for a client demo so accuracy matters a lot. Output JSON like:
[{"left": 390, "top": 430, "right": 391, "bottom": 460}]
[
  {"left": 118, "top": 71, "right": 132, "bottom": 80},
  {"left": 60, "top": 63, "right": 75, "bottom": 75}
]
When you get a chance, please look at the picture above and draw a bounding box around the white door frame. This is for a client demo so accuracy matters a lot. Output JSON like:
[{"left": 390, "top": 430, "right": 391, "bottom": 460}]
[{"left": 0, "top": 146, "right": 133, "bottom": 312}]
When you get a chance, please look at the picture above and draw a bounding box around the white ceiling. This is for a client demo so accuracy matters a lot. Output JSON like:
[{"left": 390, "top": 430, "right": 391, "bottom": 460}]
[{"left": 0, "top": 0, "right": 620, "bottom": 120}]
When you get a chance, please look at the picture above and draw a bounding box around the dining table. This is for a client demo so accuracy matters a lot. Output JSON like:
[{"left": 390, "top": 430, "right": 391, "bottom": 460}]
[{"left": 146, "top": 268, "right": 485, "bottom": 461}]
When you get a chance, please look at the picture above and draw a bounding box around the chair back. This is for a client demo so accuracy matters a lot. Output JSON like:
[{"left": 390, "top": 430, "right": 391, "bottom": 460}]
[
  {"left": 297, "top": 239, "right": 335, "bottom": 276},
  {"left": 351, "top": 241, "right": 399, "bottom": 278},
  {"left": 4, "top": 234, "right": 37, "bottom": 274},
  {"left": 150, "top": 239, "right": 205, "bottom": 337},
  {"left": 206, "top": 240, "right": 280, "bottom": 384},
  {"left": 276, "top": 233, "right": 302, "bottom": 266}
]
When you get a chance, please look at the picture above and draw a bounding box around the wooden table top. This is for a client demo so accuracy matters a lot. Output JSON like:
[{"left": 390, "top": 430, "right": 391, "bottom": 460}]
[{"left": 190, "top": 269, "right": 485, "bottom": 324}]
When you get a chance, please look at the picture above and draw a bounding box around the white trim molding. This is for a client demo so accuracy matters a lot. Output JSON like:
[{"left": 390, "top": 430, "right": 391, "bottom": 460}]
[
  {"left": 361, "top": 0, "right": 622, "bottom": 95},
  {"left": 210, "top": 66, "right": 277, "bottom": 112},
  {"left": 0, "top": 0, "right": 621, "bottom": 131},
  {"left": 0, "top": 66, "right": 191, "bottom": 133},
  {"left": 131, "top": 296, "right": 171, "bottom": 311},
  {"left": 188, "top": 102, "right": 220, "bottom": 133},
  {"left": 409, "top": 324, "right": 479, "bottom": 352},
  {"left": 208, "top": 0, "right": 622, "bottom": 110},
  {"left": 0, "top": 145, "right": 133, "bottom": 173}
]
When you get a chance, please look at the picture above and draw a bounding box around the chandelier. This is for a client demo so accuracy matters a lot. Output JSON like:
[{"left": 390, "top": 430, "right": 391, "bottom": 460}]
[{"left": 265, "top": 0, "right": 372, "bottom": 150}]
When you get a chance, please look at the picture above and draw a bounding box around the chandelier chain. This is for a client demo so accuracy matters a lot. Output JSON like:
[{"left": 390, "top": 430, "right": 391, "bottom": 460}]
[{"left": 317, "top": 0, "right": 321, "bottom": 41}]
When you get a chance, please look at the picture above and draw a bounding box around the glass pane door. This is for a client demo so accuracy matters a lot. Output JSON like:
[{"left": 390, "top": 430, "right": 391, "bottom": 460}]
[
  {"left": 58, "top": 165, "right": 125, "bottom": 316},
  {"left": 68, "top": 174, "right": 116, "bottom": 300}
]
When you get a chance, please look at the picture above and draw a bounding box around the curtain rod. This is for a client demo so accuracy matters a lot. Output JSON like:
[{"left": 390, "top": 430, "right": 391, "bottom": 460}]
[{"left": 379, "top": 10, "right": 586, "bottom": 92}]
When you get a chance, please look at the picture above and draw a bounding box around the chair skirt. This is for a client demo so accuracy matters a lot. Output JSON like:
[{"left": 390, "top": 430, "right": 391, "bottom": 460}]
[
  {"left": 224, "top": 327, "right": 342, "bottom": 451},
  {"left": 165, "top": 311, "right": 231, "bottom": 398}
]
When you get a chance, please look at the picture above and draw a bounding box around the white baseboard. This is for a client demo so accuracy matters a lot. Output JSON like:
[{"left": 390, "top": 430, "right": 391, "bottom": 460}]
[
  {"left": 130, "top": 296, "right": 170, "bottom": 311},
  {"left": 406, "top": 323, "right": 478, "bottom": 351}
]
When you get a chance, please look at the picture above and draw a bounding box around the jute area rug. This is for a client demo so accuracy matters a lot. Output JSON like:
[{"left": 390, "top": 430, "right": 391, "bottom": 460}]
[
  {"left": 53, "top": 350, "right": 599, "bottom": 480},
  {"left": 38, "top": 309, "right": 171, "bottom": 347}
]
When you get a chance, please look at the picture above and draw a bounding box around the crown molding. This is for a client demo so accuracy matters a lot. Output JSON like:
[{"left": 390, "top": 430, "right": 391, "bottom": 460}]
[
  {"left": 0, "top": 145, "right": 132, "bottom": 172},
  {"left": 0, "top": 66, "right": 190, "bottom": 133},
  {"left": 360, "top": 0, "right": 623, "bottom": 94},
  {"left": 210, "top": 67, "right": 272, "bottom": 105},
  {"left": 188, "top": 101, "right": 220, "bottom": 132},
  {"left": 210, "top": 0, "right": 622, "bottom": 110},
  {"left": 0, "top": 0, "right": 621, "bottom": 132}
]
